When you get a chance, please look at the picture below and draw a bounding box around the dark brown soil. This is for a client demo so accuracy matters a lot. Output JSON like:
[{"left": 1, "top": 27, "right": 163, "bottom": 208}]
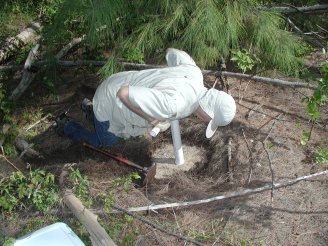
[{"left": 1, "top": 53, "right": 328, "bottom": 245}]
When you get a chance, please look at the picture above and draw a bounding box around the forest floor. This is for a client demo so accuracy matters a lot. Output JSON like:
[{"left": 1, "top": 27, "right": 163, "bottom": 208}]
[{"left": 1, "top": 51, "right": 328, "bottom": 246}]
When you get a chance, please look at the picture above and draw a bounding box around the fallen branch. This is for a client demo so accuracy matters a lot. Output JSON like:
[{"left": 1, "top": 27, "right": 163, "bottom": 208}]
[
  {"left": 262, "top": 143, "right": 275, "bottom": 202},
  {"left": 286, "top": 17, "right": 325, "bottom": 49},
  {"left": 210, "top": 71, "right": 318, "bottom": 89},
  {"left": 59, "top": 165, "right": 116, "bottom": 246},
  {"left": 24, "top": 113, "right": 51, "bottom": 131},
  {"left": 15, "top": 135, "right": 43, "bottom": 159},
  {"left": 55, "top": 37, "right": 84, "bottom": 60},
  {"left": 9, "top": 43, "right": 40, "bottom": 101},
  {"left": 0, "top": 146, "right": 21, "bottom": 172},
  {"left": 227, "top": 136, "right": 233, "bottom": 182},
  {"left": 241, "top": 128, "right": 255, "bottom": 184},
  {"left": 0, "top": 60, "right": 318, "bottom": 89},
  {"left": 0, "top": 22, "right": 41, "bottom": 64},
  {"left": 259, "top": 4, "right": 328, "bottom": 14},
  {"left": 121, "top": 170, "right": 328, "bottom": 213}
]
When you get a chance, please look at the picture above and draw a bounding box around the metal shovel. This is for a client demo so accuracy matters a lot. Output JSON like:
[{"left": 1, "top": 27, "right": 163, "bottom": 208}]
[{"left": 83, "top": 142, "right": 156, "bottom": 186}]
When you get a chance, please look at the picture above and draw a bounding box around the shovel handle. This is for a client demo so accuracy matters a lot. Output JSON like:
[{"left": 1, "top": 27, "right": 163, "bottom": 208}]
[{"left": 83, "top": 142, "right": 144, "bottom": 170}]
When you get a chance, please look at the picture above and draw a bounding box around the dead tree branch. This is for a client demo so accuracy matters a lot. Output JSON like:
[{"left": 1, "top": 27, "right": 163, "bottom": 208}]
[
  {"left": 9, "top": 43, "right": 40, "bottom": 101},
  {"left": 55, "top": 37, "right": 84, "bottom": 60},
  {"left": 241, "top": 128, "right": 256, "bottom": 184},
  {"left": 15, "top": 135, "right": 43, "bottom": 159},
  {"left": 259, "top": 4, "right": 328, "bottom": 15},
  {"left": 0, "top": 148, "right": 21, "bottom": 172},
  {"left": 227, "top": 137, "right": 233, "bottom": 182},
  {"left": 59, "top": 165, "right": 116, "bottom": 246},
  {"left": 286, "top": 17, "right": 325, "bottom": 49},
  {"left": 0, "top": 60, "right": 318, "bottom": 90},
  {"left": 209, "top": 71, "right": 318, "bottom": 90},
  {"left": 0, "top": 22, "right": 41, "bottom": 64},
  {"left": 262, "top": 143, "right": 275, "bottom": 202},
  {"left": 121, "top": 170, "right": 328, "bottom": 213}
]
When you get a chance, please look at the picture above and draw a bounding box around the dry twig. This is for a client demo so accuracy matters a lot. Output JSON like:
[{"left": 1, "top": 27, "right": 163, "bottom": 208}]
[
  {"left": 241, "top": 128, "right": 255, "bottom": 183},
  {"left": 0, "top": 146, "right": 21, "bottom": 171},
  {"left": 121, "top": 170, "right": 328, "bottom": 213},
  {"left": 262, "top": 142, "right": 275, "bottom": 202}
]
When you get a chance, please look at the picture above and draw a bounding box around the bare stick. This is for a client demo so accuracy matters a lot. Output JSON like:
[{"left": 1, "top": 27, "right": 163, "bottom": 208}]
[
  {"left": 9, "top": 43, "right": 40, "bottom": 101},
  {"left": 205, "top": 70, "right": 318, "bottom": 89},
  {"left": 55, "top": 37, "right": 84, "bottom": 60},
  {"left": 263, "top": 113, "right": 283, "bottom": 143},
  {"left": 307, "top": 120, "right": 315, "bottom": 142},
  {"left": 241, "top": 128, "right": 255, "bottom": 184},
  {"left": 262, "top": 142, "right": 275, "bottom": 202},
  {"left": 0, "top": 146, "right": 21, "bottom": 171},
  {"left": 24, "top": 113, "right": 51, "bottom": 131},
  {"left": 112, "top": 205, "right": 205, "bottom": 246},
  {"left": 258, "top": 4, "right": 328, "bottom": 14},
  {"left": 286, "top": 17, "right": 324, "bottom": 49},
  {"left": 227, "top": 136, "right": 233, "bottom": 182},
  {"left": 1, "top": 60, "right": 318, "bottom": 89},
  {"left": 121, "top": 170, "right": 328, "bottom": 213},
  {"left": 239, "top": 80, "right": 251, "bottom": 104}
]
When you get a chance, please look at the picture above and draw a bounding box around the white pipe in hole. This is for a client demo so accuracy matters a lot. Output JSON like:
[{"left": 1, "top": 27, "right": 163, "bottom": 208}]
[{"left": 171, "top": 120, "right": 184, "bottom": 165}]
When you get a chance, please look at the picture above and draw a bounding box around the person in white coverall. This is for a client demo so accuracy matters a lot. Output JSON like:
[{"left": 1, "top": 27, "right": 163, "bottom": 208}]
[{"left": 60, "top": 48, "right": 236, "bottom": 148}]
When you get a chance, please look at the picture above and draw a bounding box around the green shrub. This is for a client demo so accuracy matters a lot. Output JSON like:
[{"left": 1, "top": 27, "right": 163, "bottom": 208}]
[{"left": 0, "top": 169, "right": 59, "bottom": 213}]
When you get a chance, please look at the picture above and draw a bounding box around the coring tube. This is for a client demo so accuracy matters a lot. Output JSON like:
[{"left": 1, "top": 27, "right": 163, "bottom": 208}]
[{"left": 171, "top": 120, "right": 184, "bottom": 165}]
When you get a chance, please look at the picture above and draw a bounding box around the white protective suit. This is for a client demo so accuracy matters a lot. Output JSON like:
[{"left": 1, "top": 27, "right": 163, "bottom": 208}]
[{"left": 92, "top": 48, "right": 206, "bottom": 138}]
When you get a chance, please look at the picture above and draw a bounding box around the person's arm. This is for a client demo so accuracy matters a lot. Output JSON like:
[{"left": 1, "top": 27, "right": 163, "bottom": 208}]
[{"left": 117, "top": 85, "right": 159, "bottom": 126}]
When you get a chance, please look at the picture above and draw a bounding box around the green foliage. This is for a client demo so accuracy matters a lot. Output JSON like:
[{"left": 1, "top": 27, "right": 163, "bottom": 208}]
[
  {"left": 304, "top": 62, "right": 328, "bottom": 120},
  {"left": 112, "top": 172, "right": 141, "bottom": 192},
  {"left": 314, "top": 147, "right": 328, "bottom": 165},
  {"left": 300, "top": 130, "right": 310, "bottom": 146},
  {"left": 0, "top": 82, "right": 14, "bottom": 122},
  {"left": 15, "top": 43, "right": 34, "bottom": 64},
  {"left": 2, "top": 237, "right": 15, "bottom": 246},
  {"left": 39, "top": 0, "right": 308, "bottom": 77},
  {"left": 103, "top": 213, "right": 139, "bottom": 245},
  {"left": 69, "top": 167, "right": 93, "bottom": 207},
  {"left": 0, "top": 169, "right": 59, "bottom": 213},
  {"left": 0, "top": 126, "right": 19, "bottom": 156},
  {"left": 42, "top": 77, "right": 56, "bottom": 93},
  {"left": 98, "top": 57, "right": 123, "bottom": 79},
  {"left": 21, "top": 110, "right": 43, "bottom": 125},
  {"left": 69, "top": 220, "right": 91, "bottom": 246},
  {"left": 231, "top": 49, "right": 261, "bottom": 73},
  {"left": 122, "top": 48, "right": 145, "bottom": 63}
]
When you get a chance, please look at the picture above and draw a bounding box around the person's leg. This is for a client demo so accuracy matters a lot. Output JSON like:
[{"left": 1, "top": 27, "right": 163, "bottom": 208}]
[
  {"left": 63, "top": 115, "right": 119, "bottom": 148},
  {"left": 93, "top": 116, "right": 119, "bottom": 148},
  {"left": 64, "top": 121, "right": 101, "bottom": 147}
]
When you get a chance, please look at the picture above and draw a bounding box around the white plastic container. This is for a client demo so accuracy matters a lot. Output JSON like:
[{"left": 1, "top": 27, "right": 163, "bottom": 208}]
[
  {"left": 150, "top": 126, "right": 160, "bottom": 137},
  {"left": 14, "top": 222, "right": 85, "bottom": 246}
]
